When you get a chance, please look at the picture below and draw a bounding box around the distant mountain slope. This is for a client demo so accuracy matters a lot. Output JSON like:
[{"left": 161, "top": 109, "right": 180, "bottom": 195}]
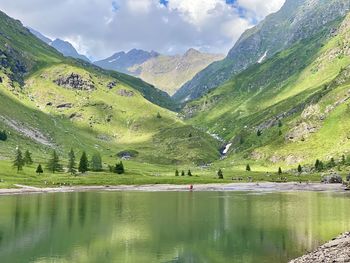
[
  {"left": 28, "top": 27, "right": 90, "bottom": 62},
  {"left": 50, "top": 39, "right": 90, "bottom": 62},
  {"left": 0, "top": 10, "right": 220, "bottom": 165},
  {"left": 174, "top": 0, "right": 350, "bottom": 102},
  {"left": 96, "top": 48, "right": 223, "bottom": 95},
  {"left": 183, "top": 11, "right": 350, "bottom": 166},
  {"left": 129, "top": 49, "right": 224, "bottom": 95},
  {"left": 94, "top": 49, "right": 159, "bottom": 73}
]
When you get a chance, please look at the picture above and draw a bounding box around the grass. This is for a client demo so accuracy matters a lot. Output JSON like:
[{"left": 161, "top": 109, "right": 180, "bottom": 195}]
[{"left": 0, "top": 159, "right": 337, "bottom": 189}]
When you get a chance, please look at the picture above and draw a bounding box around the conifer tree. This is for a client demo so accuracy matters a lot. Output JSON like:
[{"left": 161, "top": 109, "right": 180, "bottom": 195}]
[
  {"left": 115, "top": 161, "right": 125, "bottom": 174},
  {"left": 156, "top": 112, "right": 162, "bottom": 118},
  {"left": 278, "top": 130, "right": 282, "bottom": 136},
  {"left": 278, "top": 167, "right": 282, "bottom": 174},
  {"left": 13, "top": 148, "right": 24, "bottom": 172},
  {"left": 47, "top": 150, "right": 62, "bottom": 173},
  {"left": 278, "top": 120, "right": 283, "bottom": 127},
  {"left": 328, "top": 158, "right": 336, "bottom": 168},
  {"left": 24, "top": 150, "right": 33, "bottom": 165},
  {"left": 36, "top": 164, "right": 43, "bottom": 175},
  {"left": 297, "top": 164, "right": 302, "bottom": 173},
  {"left": 78, "top": 151, "right": 89, "bottom": 173},
  {"left": 246, "top": 164, "right": 251, "bottom": 172},
  {"left": 181, "top": 170, "right": 185, "bottom": 176},
  {"left": 341, "top": 155, "right": 346, "bottom": 165},
  {"left": 217, "top": 169, "right": 223, "bottom": 179},
  {"left": 91, "top": 153, "right": 102, "bottom": 172},
  {"left": 257, "top": 130, "right": 262, "bottom": 136},
  {"left": 175, "top": 169, "right": 179, "bottom": 176},
  {"left": 67, "top": 149, "right": 76, "bottom": 175},
  {"left": 187, "top": 170, "right": 192, "bottom": 176}
]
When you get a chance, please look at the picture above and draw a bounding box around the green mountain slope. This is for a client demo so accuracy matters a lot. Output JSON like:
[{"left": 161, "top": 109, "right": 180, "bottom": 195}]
[
  {"left": 128, "top": 49, "right": 224, "bottom": 95},
  {"left": 174, "top": 0, "right": 350, "bottom": 103},
  {"left": 0, "top": 10, "right": 220, "bottom": 166},
  {"left": 184, "top": 12, "right": 350, "bottom": 167}
]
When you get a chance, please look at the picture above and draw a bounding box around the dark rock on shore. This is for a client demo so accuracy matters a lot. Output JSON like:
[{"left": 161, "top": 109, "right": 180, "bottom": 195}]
[{"left": 289, "top": 232, "right": 350, "bottom": 263}]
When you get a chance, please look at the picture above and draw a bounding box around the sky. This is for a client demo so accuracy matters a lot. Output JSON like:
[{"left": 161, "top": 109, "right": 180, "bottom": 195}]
[{"left": 0, "top": 0, "right": 285, "bottom": 60}]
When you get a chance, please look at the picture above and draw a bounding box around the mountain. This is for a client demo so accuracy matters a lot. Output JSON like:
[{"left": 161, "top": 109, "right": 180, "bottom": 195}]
[
  {"left": 94, "top": 49, "right": 159, "bottom": 74},
  {"left": 0, "top": 10, "right": 220, "bottom": 166},
  {"left": 28, "top": 27, "right": 90, "bottom": 62},
  {"left": 27, "top": 27, "right": 51, "bottom": 44},
  {"left": 183, "top": 8, "right": 350, "bottom": 167},
  {"left": 174, "top": 0, "right": 350, "bottom": 102},
  {"left": 50, "top": 39, "right": 90, "bottom": 62},
  {"left": 128, "top": 49, "right": 224, "bottom": 95}
]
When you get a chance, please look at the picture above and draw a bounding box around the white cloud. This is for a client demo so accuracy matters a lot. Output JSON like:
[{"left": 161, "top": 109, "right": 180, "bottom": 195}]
[{"left": 0, "top": 0, "right": 286, "bottom": 59}]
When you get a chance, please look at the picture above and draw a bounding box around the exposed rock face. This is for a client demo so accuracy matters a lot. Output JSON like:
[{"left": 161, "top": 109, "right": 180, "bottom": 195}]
[
  {"left": 286, "top": 122, "right": 319, "bottom": 142},
  {"left": 289, "top": 232, "right": 350, "bottom": 263},
  {"left": 54, "top": 73, "right": 95, "bottom": 91},
  {"left": 117, "top": 89, "right": 134, "bottom": 97}
]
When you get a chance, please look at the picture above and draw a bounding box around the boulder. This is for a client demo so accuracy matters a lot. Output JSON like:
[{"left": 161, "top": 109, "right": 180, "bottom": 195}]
[
  {"left": 54, "top": 73, "right": 95, "bottom": 91},
  {"left": 56, "top": 103, "right": 73, "bottom": 109},
  {"left": 117, "top": 89, "right": 134, "bottom": 97},
  {"left": 107, "top": 81, "right": 117, "bottom": 89},
  {"left": 321, "top": 173, "right": 343, "bottom": 184}
]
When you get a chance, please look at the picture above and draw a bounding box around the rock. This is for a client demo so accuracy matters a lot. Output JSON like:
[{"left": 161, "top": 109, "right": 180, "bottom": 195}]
[
  {"left": 117, "top": 89, "right": 134, "bottom": 97},
  {"left": 54, "top": 73, "right": 95, "bottom": 91},
  {"left": 46, "top": 102, "right": 52, "bottom": 106},
  {"left": 107, "top": 81, "right": 117, "bottom": 89},
  {"left": 286, "top": 122, "right": 319, "bottom": 142},
  {"left": 56, "top": 103, "right": 73, "bottom": 109},
  {"left": 321, "top": 173, "right": 343, "bottom": 184},
  {"left": 301, "top": 104, "right": 321, "bottom": 119},
  {"left": 289, "top": 232, "right": 350, "bottom": 263}
]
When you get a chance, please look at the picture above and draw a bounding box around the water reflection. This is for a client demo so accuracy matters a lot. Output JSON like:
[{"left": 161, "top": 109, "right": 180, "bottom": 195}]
[{"left": 0, "top": 191, "right": 349, "bottom": 263}]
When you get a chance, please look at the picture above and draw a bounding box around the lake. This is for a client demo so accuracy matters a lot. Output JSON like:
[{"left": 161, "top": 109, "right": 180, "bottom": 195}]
[{"left": 0, "top": 191, "right": 350, "bottom": 263}]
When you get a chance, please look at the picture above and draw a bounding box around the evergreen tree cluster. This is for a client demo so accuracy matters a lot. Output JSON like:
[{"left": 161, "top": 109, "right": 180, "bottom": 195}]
[
  {"left": 0, "top": 130, "right": 7, "bottom": 141},
  {"left": 13, "top": 148, "right": 34, "bottom": 172}
]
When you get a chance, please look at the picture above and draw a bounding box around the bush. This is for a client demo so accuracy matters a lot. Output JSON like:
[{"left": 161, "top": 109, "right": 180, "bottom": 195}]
[{"left": 0, "top": 130, "right": 7, "bottom": 141}]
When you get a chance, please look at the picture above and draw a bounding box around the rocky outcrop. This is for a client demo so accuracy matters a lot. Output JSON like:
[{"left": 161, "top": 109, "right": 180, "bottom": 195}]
[
  {"left": 321, "top": 173, "right": 343, "bottom": 184},
  {"left": 289, "top": 232, "right": 350, "bottom": 263},
  {"left": 285, "top": 121, "right": 319, "bottom": 142},
  {"left": 107, "top": 81, "right": 117, "bottom": 89},
  {"left": 56, "top": 103, "right": 73, "bottom": 109},
  {"left": 54, "top": 73, "right": 95, "bottom": 91},
  {"left": 117, "top": 89, "right": 134, "bottom": 97}
]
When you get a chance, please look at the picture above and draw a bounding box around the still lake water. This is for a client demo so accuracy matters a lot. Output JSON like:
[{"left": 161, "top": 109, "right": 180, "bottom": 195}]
[{"left": 0, "top": 191, "right": 350, "bottom": 263}]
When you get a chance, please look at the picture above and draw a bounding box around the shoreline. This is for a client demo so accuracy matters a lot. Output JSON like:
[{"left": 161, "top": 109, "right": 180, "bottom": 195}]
[
  {"left": 0, "top": 182, "right": 348, "bottom": 196},
  {"left": 289, "top": 232, "right": 350, "bottom": 262}
]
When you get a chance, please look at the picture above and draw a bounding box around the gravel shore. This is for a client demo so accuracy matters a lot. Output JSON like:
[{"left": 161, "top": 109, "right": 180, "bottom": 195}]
[
  {"left": 289, "top": 232, "right": 350, "bottom": 263},
  {"left": 0, "top": 182, "right": 347, "bottom": 196}
]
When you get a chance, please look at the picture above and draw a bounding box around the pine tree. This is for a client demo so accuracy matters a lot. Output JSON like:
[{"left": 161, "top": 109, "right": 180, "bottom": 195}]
[
  {"left": 181, "top": 170, "right": 185, "bottom": 176},
  {"left": 187, "top": 170, "right": 192, "bottom": 176},
  {"left": 36, "top": 164, "right": 43, "bottom": 175},
  {"left": 78, "top": 151, "right": 89, "bottom": 173},
  {"left": 24, "top": 150, "right": 33, "bottom": 165},
  {"left": 13, "top": 148, "right": 24, "bottom": 172},
  {"left": 217, "top": 169, "right": 223, "bottom": 179},
  {"left": 328, "top": 158, "right": 336, "bottom": 168},
  {"left": 278, "top": 120, "right": 283, "bottom": 127},
  {"left": 278, "top": 167, "right": 282, "bottom": 174},
  {"left": 246, "top": 164, "right": 251, "bottom": 172},
  {"left": 341, "top": 155, "right": 346, "bottom": 165},
  {"left": 257, "top": 130, "right": 262, "bottom": 136},
  {"left": 91, "top": 153, "right": 102, "bottom": 172},
  {"left": 47, "top": 150, "right": 62, "bottom": 173},
  {"left": 297, "top": 164, "right": 302, "bottom": 173},
  {"left": 278, "top": 130, "right": 282, "bottom": 136},
  {"left": 115, "top": 161, "right": 125, "bottom": 174},
  {"left": 156, "top": 112, "right": 162, "bottom": 118},
  {"left": 175, "top": 169, "right": 179, "bottom": 176},
  {"left": 315, "top": 159, "right": 320, "bottom": 170},
  {"left": 67, "top": 149, "right": 76, "bottom": 175}
]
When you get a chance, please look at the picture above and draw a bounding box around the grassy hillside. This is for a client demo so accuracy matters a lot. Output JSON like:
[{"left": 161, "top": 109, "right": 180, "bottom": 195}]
[
  {"left": 0, "top": 10, "right": 221, "bottom": 173},
  {"left": 184, "top": 13, "right": 350, "bottom": 168}
]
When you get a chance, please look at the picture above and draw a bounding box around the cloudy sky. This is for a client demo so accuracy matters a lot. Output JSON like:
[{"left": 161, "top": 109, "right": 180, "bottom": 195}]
[{"left": 0, "top": 0, "right": 285, "bottom": 60}]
